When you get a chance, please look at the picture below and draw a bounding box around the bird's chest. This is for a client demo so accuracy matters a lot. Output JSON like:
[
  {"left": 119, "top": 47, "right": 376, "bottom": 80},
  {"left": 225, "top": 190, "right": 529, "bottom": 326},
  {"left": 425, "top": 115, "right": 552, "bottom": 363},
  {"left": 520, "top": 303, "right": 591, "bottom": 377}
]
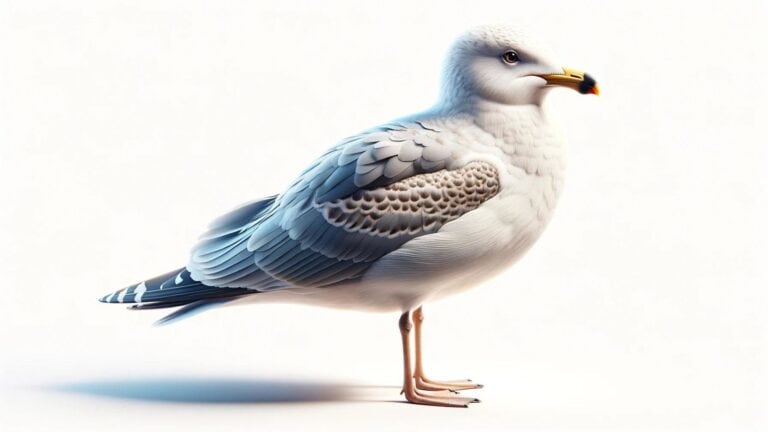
[{"left": 454, "top": 109, "right": 567, "bottom": 228}]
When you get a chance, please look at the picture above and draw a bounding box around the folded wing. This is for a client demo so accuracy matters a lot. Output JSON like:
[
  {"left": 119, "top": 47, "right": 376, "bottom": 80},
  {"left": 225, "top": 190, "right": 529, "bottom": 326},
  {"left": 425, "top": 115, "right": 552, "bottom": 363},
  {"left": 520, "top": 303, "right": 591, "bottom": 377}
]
[{"left": 187, "top": 121, "right": 500, "bottom": 290}]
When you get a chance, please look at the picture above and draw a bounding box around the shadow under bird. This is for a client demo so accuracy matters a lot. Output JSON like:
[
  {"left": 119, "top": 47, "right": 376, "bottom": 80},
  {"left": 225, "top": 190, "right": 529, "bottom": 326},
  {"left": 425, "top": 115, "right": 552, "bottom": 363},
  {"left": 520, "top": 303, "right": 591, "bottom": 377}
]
[{"left": 100, "top": 24, "right": 599, "bottom": 407}]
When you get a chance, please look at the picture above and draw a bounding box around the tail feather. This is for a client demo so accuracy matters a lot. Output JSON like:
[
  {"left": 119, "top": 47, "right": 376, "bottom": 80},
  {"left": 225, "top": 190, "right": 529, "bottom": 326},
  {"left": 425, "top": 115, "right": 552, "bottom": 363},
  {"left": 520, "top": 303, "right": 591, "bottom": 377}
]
[
  {"left": 99, "top": 267, "right": 256, "bottom": 307},
  {"left": 152, "top": 296, "right": 248, "bottom": 326},
  {"left": 98, "top": 197, "right": 278, "bottom": 323}
]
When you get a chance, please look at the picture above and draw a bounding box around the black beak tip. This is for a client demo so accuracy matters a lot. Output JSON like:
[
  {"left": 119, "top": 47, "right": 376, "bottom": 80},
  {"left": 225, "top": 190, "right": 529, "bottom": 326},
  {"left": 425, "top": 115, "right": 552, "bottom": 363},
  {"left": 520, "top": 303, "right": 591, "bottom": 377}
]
[{"left": 578, "top": 73, "right": 598, "bottom": 95}]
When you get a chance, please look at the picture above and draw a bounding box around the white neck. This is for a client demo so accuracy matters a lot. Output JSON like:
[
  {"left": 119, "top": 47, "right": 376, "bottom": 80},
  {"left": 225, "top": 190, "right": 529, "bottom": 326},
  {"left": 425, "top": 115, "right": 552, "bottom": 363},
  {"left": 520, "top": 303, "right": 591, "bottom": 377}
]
[{"left": 435, "top": 96, "right": 566, "bottom": 179}]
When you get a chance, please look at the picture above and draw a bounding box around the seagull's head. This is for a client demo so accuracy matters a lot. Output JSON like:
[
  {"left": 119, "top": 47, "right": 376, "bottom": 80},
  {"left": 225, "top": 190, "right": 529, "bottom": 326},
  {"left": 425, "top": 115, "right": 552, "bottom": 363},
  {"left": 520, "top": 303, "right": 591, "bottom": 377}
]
[{"left": 441, "top": 24, "right": 599, "bottom": 106}]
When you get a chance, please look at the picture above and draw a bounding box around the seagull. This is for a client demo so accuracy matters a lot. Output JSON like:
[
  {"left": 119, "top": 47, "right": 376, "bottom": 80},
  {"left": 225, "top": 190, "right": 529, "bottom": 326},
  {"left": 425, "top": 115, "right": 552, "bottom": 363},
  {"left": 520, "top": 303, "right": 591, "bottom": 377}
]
[{"left": 100, "top": 24, "right": 598, "bottom": 407}]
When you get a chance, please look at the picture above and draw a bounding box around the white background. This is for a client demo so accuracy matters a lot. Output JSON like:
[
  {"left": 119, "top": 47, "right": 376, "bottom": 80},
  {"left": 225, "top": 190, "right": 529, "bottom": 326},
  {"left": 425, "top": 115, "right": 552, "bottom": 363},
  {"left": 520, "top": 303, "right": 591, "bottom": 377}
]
[{"left": 1, "top": 1, "right": 766, "bottom": 431}]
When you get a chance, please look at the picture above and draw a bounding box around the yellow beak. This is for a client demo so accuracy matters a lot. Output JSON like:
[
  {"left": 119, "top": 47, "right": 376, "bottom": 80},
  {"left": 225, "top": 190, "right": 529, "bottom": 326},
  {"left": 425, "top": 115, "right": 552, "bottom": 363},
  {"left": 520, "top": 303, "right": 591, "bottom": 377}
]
[{"left": 538, "top": 67, "right": 599, "bottom": 96}]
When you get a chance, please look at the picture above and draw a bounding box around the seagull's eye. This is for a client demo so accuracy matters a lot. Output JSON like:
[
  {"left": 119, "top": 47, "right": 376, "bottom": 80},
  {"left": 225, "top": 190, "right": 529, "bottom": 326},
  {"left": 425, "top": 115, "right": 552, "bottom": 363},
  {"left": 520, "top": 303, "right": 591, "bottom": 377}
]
[{"left": 501, "top": 50, "right": 519, "bottom": 65}]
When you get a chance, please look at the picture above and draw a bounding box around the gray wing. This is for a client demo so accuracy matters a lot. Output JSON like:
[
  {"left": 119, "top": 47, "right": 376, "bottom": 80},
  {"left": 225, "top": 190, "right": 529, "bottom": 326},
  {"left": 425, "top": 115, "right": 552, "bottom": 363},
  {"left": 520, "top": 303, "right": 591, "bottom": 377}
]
[{"left": 187, "top": 121, "right": 500, "bottom": 289}]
